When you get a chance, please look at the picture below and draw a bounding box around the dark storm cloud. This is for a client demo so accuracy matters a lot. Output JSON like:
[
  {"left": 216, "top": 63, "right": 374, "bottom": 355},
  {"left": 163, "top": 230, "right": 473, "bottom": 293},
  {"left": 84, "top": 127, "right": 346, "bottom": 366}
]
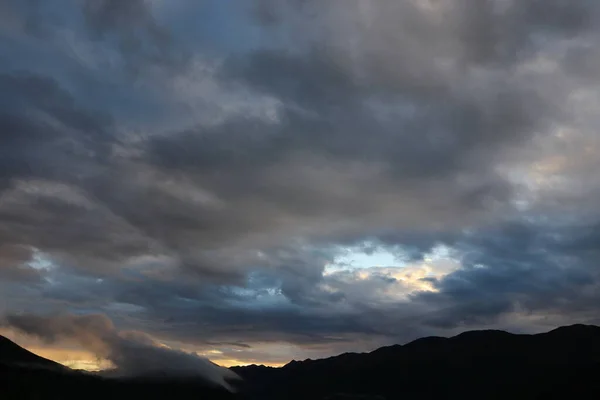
[
  {"left": 0, "top": 73, "right": 149, "bottom": 272},
  {"left": 2, "top": 0, "right": 600, "bottom": 360},
  {"left": 414, "top": 220, "right": 600, "bottom": 329},
  {"left": 81, "top": 0, "right": 183, "bottom": 72},
  {"left": 82, "top": 0, "right": 165, "bottom": 42},
  {"left": 0, "top": 0, "right": 571, "bottom": 277},
  {"left": 173, "top": 49, "right": 544, "bottom": 181},
  {"left": 0, "top": 245, "right": 40, "bottom": 282},
  {"left": 452, "top": 0, "right": 597, "bottom": 65},
  {"left": 0, "top": 73, "right": 112, "bottom": 182}
]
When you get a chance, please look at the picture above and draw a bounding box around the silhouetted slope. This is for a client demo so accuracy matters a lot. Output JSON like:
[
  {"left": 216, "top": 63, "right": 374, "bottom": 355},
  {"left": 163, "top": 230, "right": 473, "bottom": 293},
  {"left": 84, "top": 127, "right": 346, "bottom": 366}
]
[
  {"left": 0, "top": 335, "right": 65, "bottom": 370},
  {"left": 233, "top": 324, "right": 600, "bottom": 399}
]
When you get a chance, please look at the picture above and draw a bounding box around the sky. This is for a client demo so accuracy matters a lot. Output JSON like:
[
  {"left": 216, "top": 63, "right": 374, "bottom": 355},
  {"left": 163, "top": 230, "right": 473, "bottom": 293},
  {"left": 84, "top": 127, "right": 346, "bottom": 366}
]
[{"left": 1, "top": 0, "right": 600, "bottom": 377}]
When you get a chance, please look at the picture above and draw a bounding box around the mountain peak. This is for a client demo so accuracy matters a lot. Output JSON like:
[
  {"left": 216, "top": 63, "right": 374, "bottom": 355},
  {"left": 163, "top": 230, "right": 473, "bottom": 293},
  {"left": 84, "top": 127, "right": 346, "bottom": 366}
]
[
  {"left": 546, "top": 323, "right": 600, "bottom": 337},
  {"left": 549, "top": 323, "right": 600, "bottom": 331},
  {"left": 454, "top": 329, "right": 513, "bottom": 338}
]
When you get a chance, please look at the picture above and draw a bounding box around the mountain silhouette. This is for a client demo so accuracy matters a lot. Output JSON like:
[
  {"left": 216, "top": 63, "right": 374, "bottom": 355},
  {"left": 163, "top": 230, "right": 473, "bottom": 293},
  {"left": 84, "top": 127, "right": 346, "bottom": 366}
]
[
  {"left": 0, "top": 335, "right": 66, "bottom": 371},
  {"left": 3, "top": 324, "right": 600, "bottom": 399},
  {"left": 232, "top": 324, "right": 600, "bottom": 399}
]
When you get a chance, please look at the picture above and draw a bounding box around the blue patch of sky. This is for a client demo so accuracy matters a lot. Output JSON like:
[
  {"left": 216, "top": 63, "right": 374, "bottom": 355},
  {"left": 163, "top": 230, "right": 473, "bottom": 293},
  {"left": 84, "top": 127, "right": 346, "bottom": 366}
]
[
  {"left": 324, "top": 241, "right": 407, "bottom": 274},
  {"left": 325, "top": 242, "right": 458, "bottom": 274},
  {"left": 27, "top": 248, "right": 54, "bottom": 271}
]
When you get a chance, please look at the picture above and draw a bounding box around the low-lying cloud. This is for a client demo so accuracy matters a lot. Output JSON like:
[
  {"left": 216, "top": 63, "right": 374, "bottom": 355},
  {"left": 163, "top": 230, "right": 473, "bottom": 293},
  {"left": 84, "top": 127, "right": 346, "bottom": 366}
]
[{"left": 2, "top": 313, "right": 240, "bottom": 391}]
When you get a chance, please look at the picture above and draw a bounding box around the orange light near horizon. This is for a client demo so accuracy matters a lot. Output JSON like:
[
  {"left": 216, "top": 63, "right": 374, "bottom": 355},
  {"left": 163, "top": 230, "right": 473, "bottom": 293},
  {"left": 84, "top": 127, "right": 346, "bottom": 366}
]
[
  {"left": 28, "top": 347, "right": 113, "bottom": 371},
  {"left": 214, "top": 359, "right": 285, "bottom": 368},
  {"left": 1, "top": 327, "right": 291, "bottom": 370},
  {"left": 32, "top": 346, "right": 285, "bottom": 370}
]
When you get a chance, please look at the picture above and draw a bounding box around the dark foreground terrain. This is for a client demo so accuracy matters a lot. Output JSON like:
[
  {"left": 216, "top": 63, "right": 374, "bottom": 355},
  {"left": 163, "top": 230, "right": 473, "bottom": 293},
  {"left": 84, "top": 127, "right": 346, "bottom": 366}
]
[{"left": 2, "top": 324, "right": 600, "bottom": 399}]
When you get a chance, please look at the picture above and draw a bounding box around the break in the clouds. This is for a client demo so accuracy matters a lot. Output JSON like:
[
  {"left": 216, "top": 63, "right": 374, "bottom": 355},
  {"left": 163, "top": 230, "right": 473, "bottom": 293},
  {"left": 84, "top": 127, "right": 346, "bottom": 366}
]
[{"left": 2, "top": 0, "right": 600, "bottom": 370}]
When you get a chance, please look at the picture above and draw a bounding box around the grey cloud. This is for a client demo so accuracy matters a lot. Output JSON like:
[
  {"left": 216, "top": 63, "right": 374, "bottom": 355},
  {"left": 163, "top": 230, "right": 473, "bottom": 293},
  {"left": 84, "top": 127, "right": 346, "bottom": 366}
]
[
  {"left": 205, "top": 341, "right": 252, "bottom": 349},
  {"left": 2, "top": 0, "right": 600, "bottom": 362},
  {"left": 0, "top": 0, "right": 577, "bottom": 283},
  {"left": 0, "top": 73, "right": 112, "bottom": 183},
  {"left": 256, "top": 0, "right": 599, "bottom": 67},
  {"left": 0, "top": 245, "right": 40, "bottom": 282},
  {"left": 0, "top": 73, "right": 144, "bottom": 273},
  {"left": 0, "top": 0, "right": 58, "bottom": 38},
  {"left": 452, "top": 0, "right": 598, "bottom": 66},
  {"left": 413, "top": 220, "right": 600, "bottom": 329},
  {"left": 83, "top": 0, "right": 164, "bottom": 39},
  {"left": 81, "top": 0, "right": 180, "bottom": 71},
  {"left": 20, "top": 264, "right": 385, "bottom": 344},
  {"left": 8, "top": 219, "right": 600, "bottom": 352}
]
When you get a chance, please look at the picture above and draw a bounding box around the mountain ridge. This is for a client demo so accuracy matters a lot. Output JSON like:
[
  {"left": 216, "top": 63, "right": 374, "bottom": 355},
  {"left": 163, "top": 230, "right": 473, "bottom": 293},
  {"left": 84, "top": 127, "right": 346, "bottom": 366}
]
[
  {"left": 232, "top": 324, "right": 600, "bottom": 399},
  {"left": 0, "top": 334, "right": 67, "bottom": 371},
  {"left": 3, "top": 324, "right": 600, "bottom": 399},
  {"left": 260, "top": 323, "right": 600, "bottom": 370}
]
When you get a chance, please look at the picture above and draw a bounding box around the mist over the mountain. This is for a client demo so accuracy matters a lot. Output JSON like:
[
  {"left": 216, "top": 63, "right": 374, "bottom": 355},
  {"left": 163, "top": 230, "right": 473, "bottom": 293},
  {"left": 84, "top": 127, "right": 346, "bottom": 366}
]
[{"left": 2, "top": 313, "right": 239, "bottom": 390}]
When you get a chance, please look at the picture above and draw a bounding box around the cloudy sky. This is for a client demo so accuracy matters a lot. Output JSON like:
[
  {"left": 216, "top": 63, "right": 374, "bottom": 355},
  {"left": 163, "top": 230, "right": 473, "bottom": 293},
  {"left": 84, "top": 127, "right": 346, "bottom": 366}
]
[{"left": 1, "top": 0, "right": 600, "bottom": 372}]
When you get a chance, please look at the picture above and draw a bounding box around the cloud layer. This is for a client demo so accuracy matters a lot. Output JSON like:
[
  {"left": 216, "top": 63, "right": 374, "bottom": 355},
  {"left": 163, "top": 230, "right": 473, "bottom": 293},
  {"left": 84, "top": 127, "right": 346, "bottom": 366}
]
[{"left": 1, "top": 0, "right": 600, "bottom": 366}]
